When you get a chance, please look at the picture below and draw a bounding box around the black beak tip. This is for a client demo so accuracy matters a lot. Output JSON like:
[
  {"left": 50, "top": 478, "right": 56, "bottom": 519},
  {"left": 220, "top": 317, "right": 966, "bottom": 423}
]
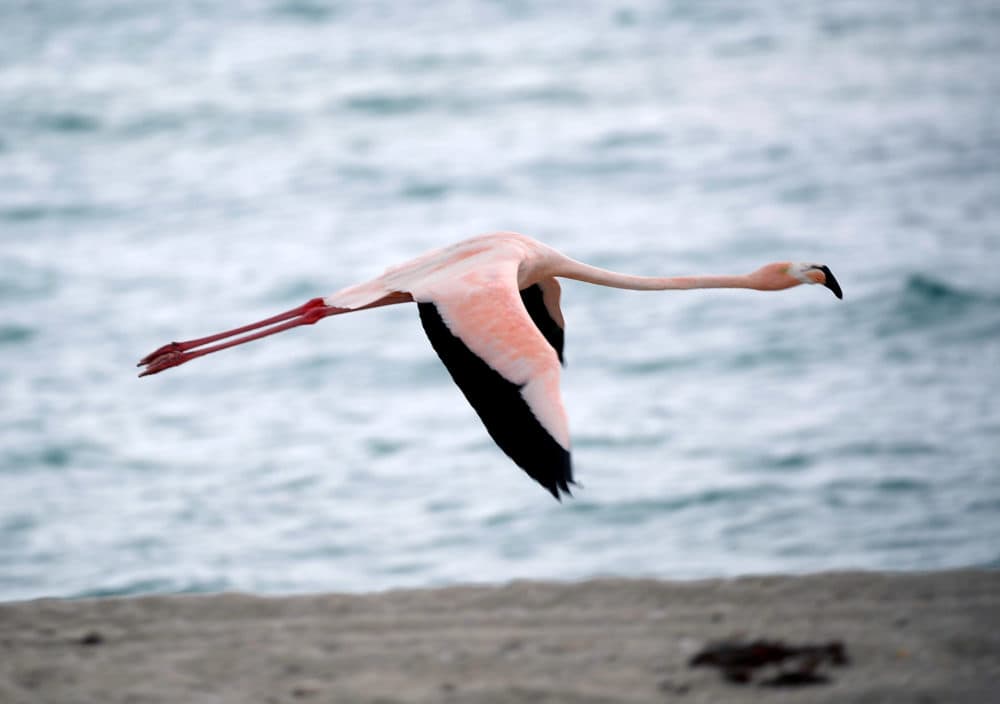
[{"left": 820, "top": 266, "right": 843, "bottom": 300}]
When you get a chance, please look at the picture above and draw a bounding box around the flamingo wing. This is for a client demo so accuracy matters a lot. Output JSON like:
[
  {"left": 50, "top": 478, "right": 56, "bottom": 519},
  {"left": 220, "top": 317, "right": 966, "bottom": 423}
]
[
  {"left": 417, "top": 277, "right": 573, "bottom": 499},
  {"left": 519, "top": 278, "right": 565, "bottom": 365}
]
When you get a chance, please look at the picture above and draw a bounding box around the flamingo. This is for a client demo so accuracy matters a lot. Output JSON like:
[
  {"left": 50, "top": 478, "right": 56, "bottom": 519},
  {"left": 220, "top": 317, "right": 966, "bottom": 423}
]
[{"left": 138, "top": 232, "right": 842, "bottom": 499}]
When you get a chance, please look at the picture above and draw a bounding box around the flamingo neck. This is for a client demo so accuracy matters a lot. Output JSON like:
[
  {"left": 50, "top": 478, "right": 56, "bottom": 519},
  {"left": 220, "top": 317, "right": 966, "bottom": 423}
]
[{"left": 555, "top": 259, "right": 754, "bottom": 292}]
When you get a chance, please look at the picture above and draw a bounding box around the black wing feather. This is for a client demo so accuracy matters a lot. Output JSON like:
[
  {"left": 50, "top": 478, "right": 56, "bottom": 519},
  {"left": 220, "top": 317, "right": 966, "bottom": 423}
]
[
  {"left": 519, "top": 283, "right": 565, "bottom": 365},
  {"left": 418, "top": 302, "right": 573, "bottom": 500}
]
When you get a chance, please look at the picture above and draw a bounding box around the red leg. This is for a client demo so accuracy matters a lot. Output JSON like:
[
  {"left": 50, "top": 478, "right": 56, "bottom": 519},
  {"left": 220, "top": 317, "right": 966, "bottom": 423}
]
[
  {"left": 137, "top": 298, "right": 337, "bottom": 377},
  {"left": 137, "top": 292, "right": 413, "bottom": 377}
]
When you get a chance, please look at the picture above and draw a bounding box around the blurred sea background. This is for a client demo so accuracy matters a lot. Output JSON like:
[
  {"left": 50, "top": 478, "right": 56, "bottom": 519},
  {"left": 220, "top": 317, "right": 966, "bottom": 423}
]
[{"left": 2, "top": 0, "right": 999, "bottom": 601}]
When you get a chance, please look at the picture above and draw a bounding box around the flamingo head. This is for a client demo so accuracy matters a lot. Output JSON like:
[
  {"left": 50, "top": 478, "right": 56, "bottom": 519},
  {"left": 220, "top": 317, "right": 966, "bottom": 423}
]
[{"left": 751, "top": 262, "right": 843, "bottom": 299}]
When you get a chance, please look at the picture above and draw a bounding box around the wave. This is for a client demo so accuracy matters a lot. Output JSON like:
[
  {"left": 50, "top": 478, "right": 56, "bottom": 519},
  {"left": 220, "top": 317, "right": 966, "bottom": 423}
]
[
  {"left": 564, "top": 484, "right": 791, "bottom": 521},
  {"left": 0, "top": 203, "right": 107, "bottom": 223},
  {"left": 0, "top": 324, "right": 34, "bottom": 345},
  {"left": 72, "top": 577, "right": 233, "bottom": 599},
  {"left": 342, "top": 92, "right": 434, "bottom": 116},
  {"left": 879, "top": 273, "right": 999, "bottom": 336},
  {"left": 338, "top": 84, "right": 589, "bottom": 119},
  {"left": 903, "top": 274, "right": 984, "bottom": 305},
  {"left": 37, "top": 111, "right": 101, "bottom": 134},
  {"left": 272, "top": 0, "right": 337, "bottom": 22}
]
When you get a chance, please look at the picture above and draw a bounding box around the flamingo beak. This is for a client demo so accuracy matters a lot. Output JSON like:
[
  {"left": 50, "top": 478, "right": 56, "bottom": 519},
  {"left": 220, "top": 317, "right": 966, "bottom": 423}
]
[{"left": 819, "top": 265, "right": 843, "bottom": 299}]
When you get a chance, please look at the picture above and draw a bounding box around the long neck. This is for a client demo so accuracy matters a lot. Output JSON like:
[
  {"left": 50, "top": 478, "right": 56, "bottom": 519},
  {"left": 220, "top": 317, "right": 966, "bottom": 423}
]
[{"left": 555, "top": 258, "right": 753, "bottom": 292}]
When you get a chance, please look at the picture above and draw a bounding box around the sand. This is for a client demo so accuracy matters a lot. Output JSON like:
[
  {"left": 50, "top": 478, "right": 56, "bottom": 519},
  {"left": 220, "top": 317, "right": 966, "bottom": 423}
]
[{"left": 1, "top": 570, "right": 998, "bottom": 703}]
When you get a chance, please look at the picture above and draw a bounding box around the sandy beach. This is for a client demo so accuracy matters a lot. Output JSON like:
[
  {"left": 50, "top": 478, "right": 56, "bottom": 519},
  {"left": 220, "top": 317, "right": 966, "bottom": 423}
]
[{"left": 1, "top": 570, "right": 997, "bottom": 703}]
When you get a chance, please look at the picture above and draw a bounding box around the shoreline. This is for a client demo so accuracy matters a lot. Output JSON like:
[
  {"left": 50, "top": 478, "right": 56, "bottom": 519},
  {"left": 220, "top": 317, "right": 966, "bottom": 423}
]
[{"left": 2, "top": 569, "right": 998, "bottom": 703}]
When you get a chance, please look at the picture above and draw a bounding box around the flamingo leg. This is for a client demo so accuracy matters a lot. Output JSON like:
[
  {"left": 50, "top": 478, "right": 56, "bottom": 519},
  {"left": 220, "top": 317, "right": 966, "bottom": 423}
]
[
  {"left": 137, "top": 298, "right": 335, "bottom": 376},
  {"left": 139, "top": 297, "right": 327, "bottom": 363},
  {"left": 137, "top": 292, "right": 414, "bottom": 377}
]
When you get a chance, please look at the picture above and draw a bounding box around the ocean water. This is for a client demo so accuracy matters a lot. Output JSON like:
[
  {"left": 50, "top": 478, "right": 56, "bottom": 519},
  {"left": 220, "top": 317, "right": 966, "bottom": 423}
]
[{"left": 2, "top": 0, "right": 999, "bottom": 601}]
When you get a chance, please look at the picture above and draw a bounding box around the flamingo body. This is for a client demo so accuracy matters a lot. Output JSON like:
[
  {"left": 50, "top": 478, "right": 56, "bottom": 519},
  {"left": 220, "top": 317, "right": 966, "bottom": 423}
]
[
  {"left": 138, "top": 232, "right": 842, "bottom": 500},
  {"left": 323, "top": 234, "right": 573, "bottom": 496}
]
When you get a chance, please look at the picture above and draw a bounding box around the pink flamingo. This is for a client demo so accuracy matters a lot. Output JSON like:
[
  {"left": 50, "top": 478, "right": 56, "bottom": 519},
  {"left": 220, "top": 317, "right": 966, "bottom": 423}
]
[{"left": 138, "top": 232, "right": 842, "bottom": 499}]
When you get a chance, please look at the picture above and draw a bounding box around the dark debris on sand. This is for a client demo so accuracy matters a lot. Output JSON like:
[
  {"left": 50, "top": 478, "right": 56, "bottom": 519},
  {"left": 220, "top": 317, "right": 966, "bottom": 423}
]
[{"left": 689, "top": 639, "right": 848, "bottom": 686}]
